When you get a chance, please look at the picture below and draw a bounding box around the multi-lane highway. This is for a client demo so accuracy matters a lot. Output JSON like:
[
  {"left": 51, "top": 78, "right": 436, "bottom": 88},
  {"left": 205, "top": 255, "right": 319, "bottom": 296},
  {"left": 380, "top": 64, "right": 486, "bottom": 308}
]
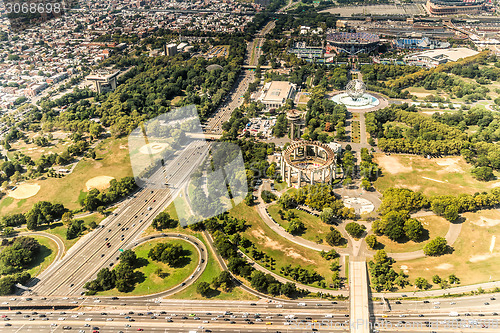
[
  {"left": 2, "top": 307, "right": 500, "bottom": 332},
  {"left": 29, "top": 141, "right": 210, "bottom": 296},
  {"left": 205, "top": 70, "right": 254, "bottom": 134}
]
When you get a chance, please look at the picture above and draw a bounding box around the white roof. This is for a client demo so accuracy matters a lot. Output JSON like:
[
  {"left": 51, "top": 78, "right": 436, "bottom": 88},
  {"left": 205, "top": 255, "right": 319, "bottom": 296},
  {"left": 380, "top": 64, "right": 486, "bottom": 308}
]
[{"left": 408, "top": 47, "right": 479, "bottom": 62}]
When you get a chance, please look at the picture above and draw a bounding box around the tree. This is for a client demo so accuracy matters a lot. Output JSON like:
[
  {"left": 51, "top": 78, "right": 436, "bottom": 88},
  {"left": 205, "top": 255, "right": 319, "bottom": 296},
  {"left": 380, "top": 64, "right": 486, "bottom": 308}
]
[
  {"left": 119, "top": 250, "right": 138, "bottom": 267},
  {"left": 414, "top": 277, "right": 432, "bottom": 290},
  {"left": 365, "top": 235, "right": 378, "bottom": 249},
  {"left": 152, "top": 212, "right": 178, "bottom": 230},
  {"left": 280, "top": 282, "right": 297, "bottom": 297},
  {"left": 444, "top": 205, "right": 459, "bottom": 222},
  {"left": 261, "top": 190, "right": 276, "bottom": 203},
  {"left": 432, "top": 274, "right": 441, "bottom": 284},
  {"left": 423, "top": 237, "right": 448, "bottom": 256},
  {"left": 96, "top": 268, "right": 116, "bottom": 291},
  {"left": 345, "top": 222, "right": 365, "bottom": 238},
  {"left": 403, "top": 218, "right": 424, "bottom": 241},
  {"left": 0, "top": 276, "right": 16, "bottom": 295},
  {"left": 342, "top": 177, "right": 352, "bottom": 188},
  {"left": 148, "top": 242, "right": 186, "bottom": 267},
  {"left": 62, "top": 212, "right": 73, "bottom": 225},
  {"left": 320, "top": 208, "right": 336, "bottom": 224},
  {"left": 361, "top": 178, "right": 372, "bottom": 191},
  {"left": 286, "top": 219, "right": 305, "bottom": 235},
  {"left": 325, "top": 228, "right": 344, "bottom": 246},
  {"left": 471, "top": 166, "right": 494, "bottom": 181},
  {"left": 245, "top": 193, "right": 254, "bottom": 206},
  {"left": 448, "top": 274, "right": 460, "bottom": 284},
  {"left": 196, "top": 281, "right": 212, "bottom": 296},
  {"left": 212, "top": 271, "right": 233, "bottom": 290}
]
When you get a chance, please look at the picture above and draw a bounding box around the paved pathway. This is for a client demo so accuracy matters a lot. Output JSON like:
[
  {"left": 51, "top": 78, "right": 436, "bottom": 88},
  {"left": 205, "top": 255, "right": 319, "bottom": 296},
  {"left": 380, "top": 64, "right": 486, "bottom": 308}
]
[
  {"left": 255, "top": 184, "right": 351, "bottom": 255},
  {"left": 350, "top": 260, "right": 371, "bottom": 333}
]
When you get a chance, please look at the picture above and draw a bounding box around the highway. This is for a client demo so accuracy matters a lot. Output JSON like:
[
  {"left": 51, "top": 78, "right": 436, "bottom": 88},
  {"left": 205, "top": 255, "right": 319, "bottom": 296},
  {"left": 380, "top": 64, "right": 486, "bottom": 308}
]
[
  {"left": 205, "top": 70, "right": 254, "bottom": 134},
  {"left": 29, "top": 141, "right": 210, "bottom": 296},
  {"left": 2, "top": 308, "right": 500, "bottom": 332}
]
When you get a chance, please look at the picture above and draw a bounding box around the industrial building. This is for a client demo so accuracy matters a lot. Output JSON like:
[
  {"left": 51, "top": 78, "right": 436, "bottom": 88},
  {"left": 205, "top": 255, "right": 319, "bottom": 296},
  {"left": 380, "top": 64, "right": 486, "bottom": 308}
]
[{"left": 393, "top": 37, "right": 450, "bottom": 50}]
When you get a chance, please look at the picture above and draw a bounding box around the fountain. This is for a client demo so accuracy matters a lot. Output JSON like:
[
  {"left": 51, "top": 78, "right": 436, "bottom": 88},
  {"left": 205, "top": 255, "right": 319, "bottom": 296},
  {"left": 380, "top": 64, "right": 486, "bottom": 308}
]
[{"left": 331, "top": 79, "right": 380, "bottom": 110}]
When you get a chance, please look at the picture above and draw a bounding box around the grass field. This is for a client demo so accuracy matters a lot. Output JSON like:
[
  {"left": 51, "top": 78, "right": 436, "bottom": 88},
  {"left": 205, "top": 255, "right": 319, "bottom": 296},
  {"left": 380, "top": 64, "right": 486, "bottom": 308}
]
[
  {"left": 27, "top": 213, "right": 106, "bottom": 252},
  {"left": 373, "top": 154, "right": 499, "bottom": 196},
  {"left": 26, "top": 236, "right": 58, "bottom": 278},
  {"left": 0, "top": 138, "right": 133, "bottom": 215},
  {"left": 351, "top": 121, "right": 360, "bottom": 144},
  {"left": 99, "top": 238, "right": 198, "bottom": 296},
  {"left": 392, "top": 209, "right": 500, "bottom": 291},
  {"left": 377, "top": 215, "right": 450, "bottom": 253},
  {"left": 267, "top": 204, "right": 332, "bottom": 244},
  {"left": 7, "top": 131, "right": 71, "bottom": 161},
  {"left": 166, "top": 235, "right": 258, "bottom": 300},
  {"left": 231, "top": 203, "right": 339, "bottom": 289}
]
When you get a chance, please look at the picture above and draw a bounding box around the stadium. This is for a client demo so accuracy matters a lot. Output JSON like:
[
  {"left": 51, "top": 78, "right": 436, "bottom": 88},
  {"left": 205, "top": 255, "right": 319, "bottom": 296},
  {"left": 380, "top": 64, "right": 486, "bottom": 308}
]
[
  {"left": 326, "top": 32, "right": 380, "bottom": 55},
  {"left": 426, "top": 0, "right": 487, "bottom": 15}
]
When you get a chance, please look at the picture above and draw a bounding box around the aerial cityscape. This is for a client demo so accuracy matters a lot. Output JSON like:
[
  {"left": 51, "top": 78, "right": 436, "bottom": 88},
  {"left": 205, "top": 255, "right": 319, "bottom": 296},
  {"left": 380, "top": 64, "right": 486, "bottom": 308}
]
[{"left": 0, "top": 0, "right": 500, "bottom": 332}]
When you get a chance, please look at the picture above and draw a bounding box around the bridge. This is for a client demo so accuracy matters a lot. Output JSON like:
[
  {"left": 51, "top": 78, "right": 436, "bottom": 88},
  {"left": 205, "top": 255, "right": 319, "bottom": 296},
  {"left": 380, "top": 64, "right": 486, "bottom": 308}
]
[
  {"left": 242, "top": 65, "right": 272, "bottom": 69},
  {"left": 350, "top": 260, "right": 372, "bottom": 333}
]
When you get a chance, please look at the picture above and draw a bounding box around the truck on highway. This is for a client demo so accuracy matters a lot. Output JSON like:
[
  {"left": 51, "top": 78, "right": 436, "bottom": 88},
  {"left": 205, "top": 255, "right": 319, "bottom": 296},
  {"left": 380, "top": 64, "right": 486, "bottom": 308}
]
[{"left": 449, "top": 311, "right": 459, "bottom": 317}]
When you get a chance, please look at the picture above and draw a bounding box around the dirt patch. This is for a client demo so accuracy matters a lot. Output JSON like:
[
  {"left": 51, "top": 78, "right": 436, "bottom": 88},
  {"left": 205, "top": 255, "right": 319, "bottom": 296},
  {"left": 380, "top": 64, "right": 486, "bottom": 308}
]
[
  {"left": 490, "top": 181, "right": 500, "bottom": 188},
  {"left": 119, "top": 145, "right": 128, "bottom": 150},
  {"left": 468, "top": 215, "right": 500, "bottom": 227},
  {"left": 85, "top": 176, "right": 115, "bottom": 191},
  {"left": 435, "top": 157, "right": 464, "bottom": 173},
  {"left": 375, "top": 155, "right": 413, "bottom": 174},
  {"left": 250, "top": 229, "right": 315, "bottom": 264},
  {"left": 435, "top": 263, "right": 453, "bottom": 270},
  {"left": 469, "top": 254, "right": 497, "bottom": 263},
  {"left": 8, "top": 184, "right": 41, "bottom": 199}
]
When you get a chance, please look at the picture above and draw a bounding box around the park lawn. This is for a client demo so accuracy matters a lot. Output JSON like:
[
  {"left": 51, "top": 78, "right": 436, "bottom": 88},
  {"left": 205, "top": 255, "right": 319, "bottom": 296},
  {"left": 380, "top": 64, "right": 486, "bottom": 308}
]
[
  {"left": 351, "top": 121, "right": 360, "bottom": 144},
  {"left": 373, "top": 154, "right": 498, "bottom": 197},
  {"left": 267, "top": 203, "right": 332, "bottom": 244},
  {"left": 274, "top": 180, "right": 288, "bottom": 192},
  {"left": 8, "top": 131, "right": 72, "bottom": 161},
  {"left": 0, "top": 137, "right": 133, "bottom": 216},
  {"left": 392, "top": 211, "right": 500, "bottom": 292},
  {"left": 98, "top": 239, "right": 198, "bottom": 296},
  {"left": 231, "top": 203, "right": 338, "bottom": 288},
  {"left": 25, "top": 236, "right": 58, "bottom": 278},
  {"left": 377, "top": 215, "right": 450, "bottom": 253},
  {"left": 33, "top": 213, "right": 105, "bottom": 252},
  {"left": 166, "top": 235, "right": 258, "bottom": 300}
]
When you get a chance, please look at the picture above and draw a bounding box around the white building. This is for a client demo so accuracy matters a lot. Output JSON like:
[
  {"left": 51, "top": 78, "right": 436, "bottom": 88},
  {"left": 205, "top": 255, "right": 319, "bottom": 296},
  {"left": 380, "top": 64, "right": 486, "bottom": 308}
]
[
  {"left": 404, "top": 47, "right": 479, "bottom": 68},
  {"left": 258, "top": 81, "right": 296, "bottom": 110}
]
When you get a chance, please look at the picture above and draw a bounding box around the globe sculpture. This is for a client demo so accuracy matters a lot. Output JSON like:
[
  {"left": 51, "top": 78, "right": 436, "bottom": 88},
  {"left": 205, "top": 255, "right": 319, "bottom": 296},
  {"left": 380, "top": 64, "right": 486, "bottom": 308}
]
[
  {"left": 346, "top": 79, "right": 366, "bottom": 101},
  {"left": 331, "top": 79, "right": 379, "bottom": 110}
]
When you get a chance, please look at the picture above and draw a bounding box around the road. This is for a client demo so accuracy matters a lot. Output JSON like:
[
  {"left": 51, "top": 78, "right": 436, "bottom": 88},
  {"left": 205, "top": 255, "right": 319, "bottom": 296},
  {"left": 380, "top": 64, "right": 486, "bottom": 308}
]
[
  {"left": 205, "top": 70, "right": 254, "bottom": 134},
  {"left": 1, "top": 307, "right": 500, "bottom": 332},
  {"left": 28, "top": 141, "right": 210, "bottom": 296}
]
